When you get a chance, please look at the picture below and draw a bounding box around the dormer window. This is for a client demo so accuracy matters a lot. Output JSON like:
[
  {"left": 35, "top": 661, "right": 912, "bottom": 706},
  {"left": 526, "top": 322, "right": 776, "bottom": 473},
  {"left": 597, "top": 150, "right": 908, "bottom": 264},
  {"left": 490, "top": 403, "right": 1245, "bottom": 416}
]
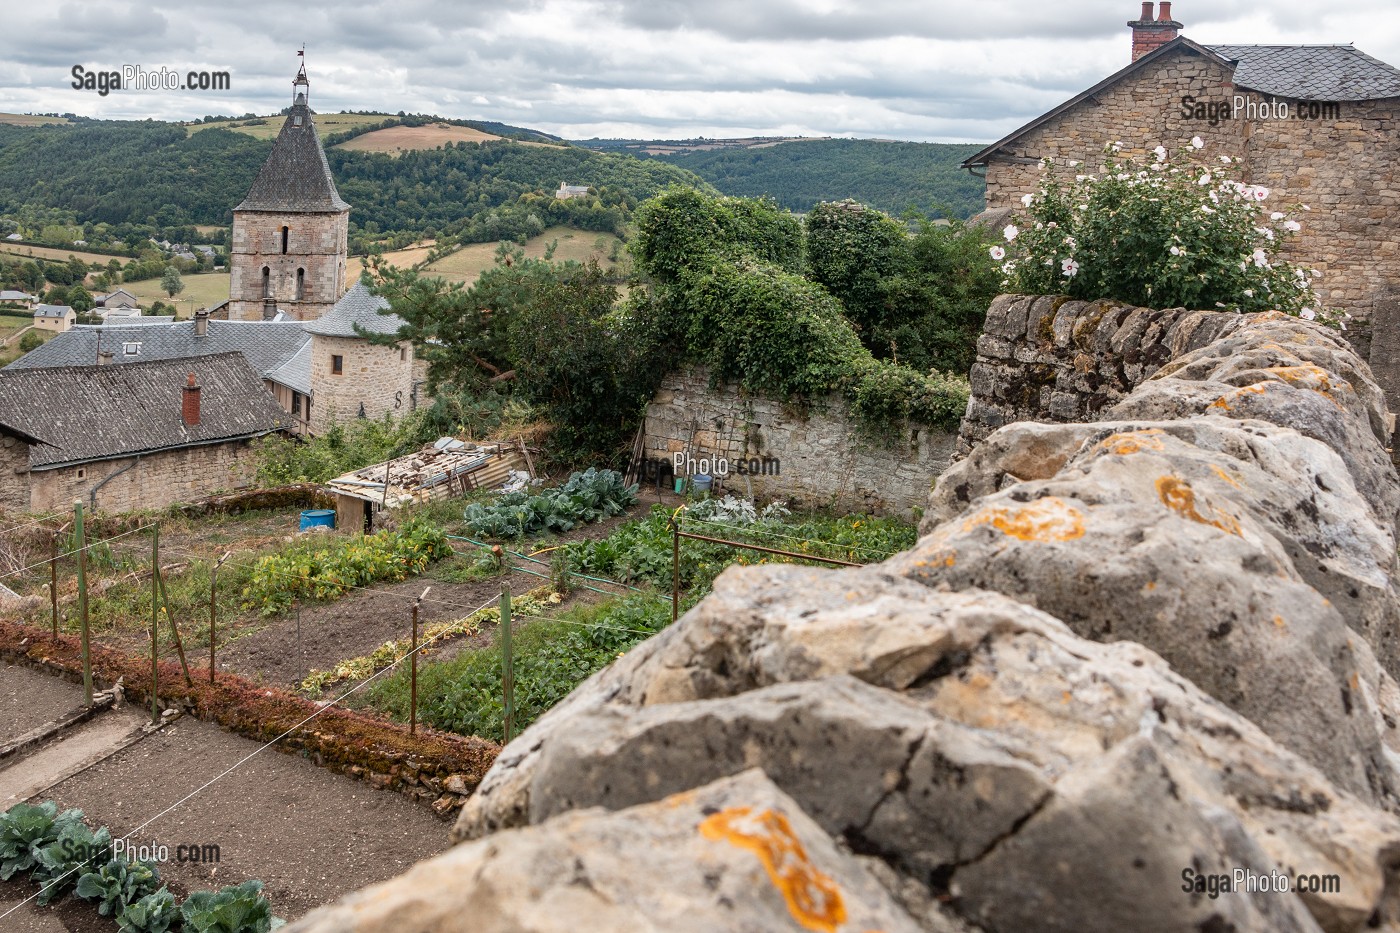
[
  {"left": 293, "top": 115, "right": 303, "bottom": 126},
  {"left": 122, "top": 342, "right": 140, "bottom": 356}
]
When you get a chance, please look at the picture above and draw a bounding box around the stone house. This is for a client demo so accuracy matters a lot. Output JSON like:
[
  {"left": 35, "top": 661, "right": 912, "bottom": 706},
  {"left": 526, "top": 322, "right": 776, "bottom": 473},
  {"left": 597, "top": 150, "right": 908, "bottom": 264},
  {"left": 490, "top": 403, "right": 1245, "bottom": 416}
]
[
  {"left": 303, "top": 282, "right": 427, "bottom": 434},
  {"left": 963, "top": 3, "right": 1400, "bottom": 396},
  {"left": 93, "top": 288, "right": 139, "bottom": 309},
  {"left": 32, "top": 304, "right": 75, "bottom": 332},
  {"left": 555, "top": 182, "right": 591, "bottom": 200},
  {"left": 0, "top": 352, "right": 291, "bottom": 514},
  {"left": 228, "top": 64, "right": 350, "bottom": 322},
  {"left": 0, "top": 291, "right": 36, "bottom": 308}
]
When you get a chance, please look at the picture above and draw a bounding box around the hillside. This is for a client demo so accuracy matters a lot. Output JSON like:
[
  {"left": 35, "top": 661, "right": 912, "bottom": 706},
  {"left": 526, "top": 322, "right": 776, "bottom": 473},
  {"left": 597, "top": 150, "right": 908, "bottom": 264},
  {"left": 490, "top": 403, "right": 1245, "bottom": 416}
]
[
  {"left": 577, "top": 137, "right": 987, "bottom": 218},
  {"left": 0, "top": 117, "right": 704, "bottom": 253}
]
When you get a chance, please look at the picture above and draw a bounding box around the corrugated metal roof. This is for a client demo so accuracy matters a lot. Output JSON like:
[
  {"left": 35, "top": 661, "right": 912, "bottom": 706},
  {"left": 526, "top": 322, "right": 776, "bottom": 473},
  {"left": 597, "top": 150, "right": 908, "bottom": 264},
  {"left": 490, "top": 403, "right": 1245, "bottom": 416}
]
[
  {"left": 0, "top": 353, "right": 290, "bottom": 469},
  {"left": 1209, "top": 44, "right": 1400, "bottom": 101},
  {"left": 234, "top": 99, "right": 350, "bottom": 214},
  {"left": 302, "top": 281, "right": 405, "bottom": 338}
]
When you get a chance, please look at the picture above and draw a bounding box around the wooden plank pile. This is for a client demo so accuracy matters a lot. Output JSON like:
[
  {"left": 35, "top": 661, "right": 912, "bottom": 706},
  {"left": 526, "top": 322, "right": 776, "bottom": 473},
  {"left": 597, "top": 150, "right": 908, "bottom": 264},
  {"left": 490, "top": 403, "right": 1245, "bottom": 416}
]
[{"left": 323, "top": 439, "right": 532, "bottom": 509}]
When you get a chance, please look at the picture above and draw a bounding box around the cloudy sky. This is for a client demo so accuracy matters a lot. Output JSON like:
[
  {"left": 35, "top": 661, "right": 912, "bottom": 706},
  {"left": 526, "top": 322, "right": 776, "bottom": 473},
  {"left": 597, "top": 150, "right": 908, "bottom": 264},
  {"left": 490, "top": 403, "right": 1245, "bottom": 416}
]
[{"left": 3, "top": 1, "right": 1399, "bottom": 143}]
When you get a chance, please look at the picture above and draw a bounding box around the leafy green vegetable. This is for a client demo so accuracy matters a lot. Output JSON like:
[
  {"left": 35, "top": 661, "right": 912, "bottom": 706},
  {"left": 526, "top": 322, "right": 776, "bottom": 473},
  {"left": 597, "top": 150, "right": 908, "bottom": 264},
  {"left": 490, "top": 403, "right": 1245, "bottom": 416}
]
[
  {"left": 463, "top": 468, "right": 638, "bottom": 539},
  {"left": 0, "top": 802, "right": 78, "bottom": 881},
  {"left": 180, "top": 879, "right": 277, "bottom": 933},
  {"left": 76, "top": 854, "right": 161, "bottom": 916},
  {"left": 34, "top": 820, "right": 113, "bottom": 904},
  {"left": 117, "top": 887, "right": 181, "bottom": 933}
]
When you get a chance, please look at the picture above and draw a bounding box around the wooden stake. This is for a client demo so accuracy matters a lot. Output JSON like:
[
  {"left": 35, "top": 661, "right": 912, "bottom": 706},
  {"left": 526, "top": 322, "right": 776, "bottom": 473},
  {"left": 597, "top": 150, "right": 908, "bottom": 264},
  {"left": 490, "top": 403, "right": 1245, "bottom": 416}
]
[
  {"left": 151, "top": 524, "right": 160, "bottom": 725},
  {"left": 49, "top": 531, "right": 58, "bottom": 639},
  {"left": 410, "top": 598, "right": 420, "bottom": 736},
  {"left": 501, "top": 585, "right": 514, "bottom": 744},
  {"left": 209, "top": 552, "right": 230, "bottom": 684},
  {"left": 74, "top": 501, "right": 92, "bottom": 706},
  {"left": 670, "top": 514, "right": 680, "bottom": 624},
  {"left": 153, "top": 536, "right": 192, "bottom": 687}
]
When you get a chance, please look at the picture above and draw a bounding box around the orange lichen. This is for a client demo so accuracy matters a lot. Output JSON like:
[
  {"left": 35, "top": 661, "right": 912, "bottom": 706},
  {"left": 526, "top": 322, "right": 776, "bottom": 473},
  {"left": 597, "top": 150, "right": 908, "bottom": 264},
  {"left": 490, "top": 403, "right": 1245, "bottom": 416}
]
[
  {"left": 1209, "top": 465, "right": 1242, "bottom": 489},
  {"left": 1156, "top": 475, "right": 1242, "bottom": 536},
  {"left": 1263, "top": 363, "right": 1348, "bottom": 407},
  {"left": 700, "top": 807, "right": 847, "bottom": 932},
  {"left": 1273, "top": 615, "right": 1287, "bottom": 629},
  {"left": 1209, "top": 384, "right": 1267, "bottom": 411},
  {"left": 1098, "top": 429, "right": 1165, "bottom": 456},
  {"left": 962, "top": 497, "right": 1086, "bottom": 542}
]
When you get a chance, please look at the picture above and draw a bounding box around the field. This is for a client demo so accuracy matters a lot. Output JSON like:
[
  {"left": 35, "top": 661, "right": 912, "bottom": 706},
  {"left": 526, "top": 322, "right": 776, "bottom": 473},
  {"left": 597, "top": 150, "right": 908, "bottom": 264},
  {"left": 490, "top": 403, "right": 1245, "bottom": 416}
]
[
  {"left": 348, "top": 242, "right": 438, "bottom": 277},
  {"left": 187, "top": 111, "right": 392, "bottom": 140},
  {"left": 0, "top": 322, "right": 50, "bottom": 366},
  {"left": 336, "top": 123, "right": 505, "bottom": 153},
  {"left": 0, "top": 243, "right": 127, "bottom": 265},
  {"left": 420, "top": 227, "right": 622, "bottom": 285},
  {"left": 0, "top": 112, "right": 69, "bottom": 126},
  {"left": 121, "top": 271, "right": 230, "bottom": 313}
]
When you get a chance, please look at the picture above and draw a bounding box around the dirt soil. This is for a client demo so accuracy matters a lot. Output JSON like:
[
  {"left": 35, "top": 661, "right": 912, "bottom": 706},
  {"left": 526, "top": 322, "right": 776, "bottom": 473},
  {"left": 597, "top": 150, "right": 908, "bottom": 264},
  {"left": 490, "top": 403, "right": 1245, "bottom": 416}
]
[
  {"left": 0, "top": 877, "right": 114, "bottom": 932},
  {"left": 0, "top": 662, "right": 84, "bottom": 743},
  {"left": 38, "top": 714, "right": 452, "bottom": 922}
]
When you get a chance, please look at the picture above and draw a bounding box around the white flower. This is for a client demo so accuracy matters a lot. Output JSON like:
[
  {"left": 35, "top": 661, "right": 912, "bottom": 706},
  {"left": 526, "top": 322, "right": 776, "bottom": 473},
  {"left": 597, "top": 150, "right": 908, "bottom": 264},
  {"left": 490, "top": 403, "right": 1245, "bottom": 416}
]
[
  {"left": 1191, "top": 136, "right": 1204, "bottom": 149},
  {"left": 989, "top": 245, "right": 1006, "bottom": 261},
  {"left": 1284, "top": 220, "right": 1301, "bottom": 232},
  {"left": 1256, "top": 226, "right": 1274, "bottom": 240},
  {"left": 1240, "top": 261, "right": 1249, "bottom": 271},
  {"left": 1198, "top": 172, "right": 1212, "bottom": 185},
  {"left": 1252, "top": 248, "right": 1269, "bottom": 267},
  {"left": 1311, "top": 269, "right": 1322, "bottom": 278},
  {"left": 1068, "top": 160, "right": 1080, "bottom": 167},
  {"left": 1110, "top": 142, "right": 1123, "bottom": 152},
  {"left": 1169, "top": 245, "right": 1182, "bottom": 256},
  {"left": 1061, "top": 258, "right": 1080, "bottom": 278},
  {"left": 1253, "top": 186, "right": 1270, "bottom": 201},
  {"left": 1201, "top": 205, "right": 1216, "bottom": 214},
  {"left": 1270, "top": 211, "right": 1285, "bottom": 221},
  {"left": 1243, "top": 289, "right": 1255, "bottom": 298},
  {"left": 1220, "top": 155, "right": 1232, "bottom": 164},
  {"left": 1154, "top": 145, "right": 1168, "bottom": 162},
  {"left": 1020, "top": 193, "right": 1034, "bottom": 208},
  {"left": 1302, "top": 204, "right": 1311, "bottom": 211},
  {"left": 1003, "top": 224, "right": 1019, "bottom": 242},
  {"left": 1300, "top": 308, "right": 1316, "bottom": 321}
]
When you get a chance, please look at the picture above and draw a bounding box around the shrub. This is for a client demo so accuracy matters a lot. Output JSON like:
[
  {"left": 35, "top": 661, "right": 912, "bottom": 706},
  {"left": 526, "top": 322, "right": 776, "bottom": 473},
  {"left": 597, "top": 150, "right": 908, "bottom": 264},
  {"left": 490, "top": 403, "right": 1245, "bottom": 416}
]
[
  {"left": 462, "top": 468, "right": 637, "bottom": 539},
  {"left": 18, "top": 330, "right": 43, "bottom": 352},
  {"left": 241, "top": 518, "right": 452, "bottom": 616},
  {"left": 1001, "top": 139, "right": 1328, "bottom": 322}
]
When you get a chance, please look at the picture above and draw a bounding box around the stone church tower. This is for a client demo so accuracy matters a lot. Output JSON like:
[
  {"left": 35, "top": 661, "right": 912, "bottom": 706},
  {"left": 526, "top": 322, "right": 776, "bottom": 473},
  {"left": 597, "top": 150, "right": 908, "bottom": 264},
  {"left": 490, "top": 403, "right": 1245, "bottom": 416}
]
[{"left": 228, "top": 64, "right": 350, "bottom": 321}]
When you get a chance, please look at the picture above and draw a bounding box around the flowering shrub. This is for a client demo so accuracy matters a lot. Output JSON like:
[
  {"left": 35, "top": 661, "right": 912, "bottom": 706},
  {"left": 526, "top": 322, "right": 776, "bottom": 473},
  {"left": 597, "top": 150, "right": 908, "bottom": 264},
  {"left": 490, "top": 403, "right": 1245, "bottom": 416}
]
[{"left": 998, "top": 138, "right": 1333, "bottom": 325}]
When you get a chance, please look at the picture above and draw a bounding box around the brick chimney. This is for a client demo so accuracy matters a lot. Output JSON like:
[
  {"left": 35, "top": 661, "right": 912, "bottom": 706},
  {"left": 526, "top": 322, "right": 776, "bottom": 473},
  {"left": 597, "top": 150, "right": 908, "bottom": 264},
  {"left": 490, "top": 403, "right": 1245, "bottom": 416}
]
[
  {"left": 1130, "top": 2, "right": 1182, "bottom": 61},
  {"left": 194, "top": 309, "right": 209, "bottom": 337},
  {"left": 97, "top": 350, "right": 113, "bottom": 366},
  {"left": 182, "top": 373, "right": 201, "bottom": 426}
]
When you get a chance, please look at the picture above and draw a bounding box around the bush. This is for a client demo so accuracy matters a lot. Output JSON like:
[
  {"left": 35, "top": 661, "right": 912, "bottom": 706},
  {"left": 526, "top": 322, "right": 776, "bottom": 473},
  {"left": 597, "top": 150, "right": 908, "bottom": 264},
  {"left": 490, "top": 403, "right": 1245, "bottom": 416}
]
[
  {"left": 1001, "top": 139, "right": 1327, "bottom": 322},
  {"left": 241, "top": 518, "right": 452, "bottom": 616},
  {"left": 462, "top": 468, "right": 637, "bottom": 539},
  {"left": 18, "top": 330, "right": 43, "bottom": 352}
]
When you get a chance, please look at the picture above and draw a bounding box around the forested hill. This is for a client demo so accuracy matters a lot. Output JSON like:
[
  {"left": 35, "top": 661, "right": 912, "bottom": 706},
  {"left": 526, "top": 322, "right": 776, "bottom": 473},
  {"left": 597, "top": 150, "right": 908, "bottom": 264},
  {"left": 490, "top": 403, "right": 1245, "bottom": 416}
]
[
  {"left": 576, "top": 138, "right": 987, "bottom": 219},
  {"left": 0, "top": 118, "right": 706, "bottom": 252}
]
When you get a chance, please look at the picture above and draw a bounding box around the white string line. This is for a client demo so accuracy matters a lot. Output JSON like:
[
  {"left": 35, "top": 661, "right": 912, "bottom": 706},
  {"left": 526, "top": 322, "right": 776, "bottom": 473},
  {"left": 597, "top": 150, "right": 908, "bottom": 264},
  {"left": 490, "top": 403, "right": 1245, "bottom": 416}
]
[
  {"left": 0, "top": 524, "right": 156, "bottom": 583},
  {"left": 0, "top": 510, "right": 67, "bottom": 537},
  {"left": 0, "top": 589, "right": 503, "bottom": 923}
]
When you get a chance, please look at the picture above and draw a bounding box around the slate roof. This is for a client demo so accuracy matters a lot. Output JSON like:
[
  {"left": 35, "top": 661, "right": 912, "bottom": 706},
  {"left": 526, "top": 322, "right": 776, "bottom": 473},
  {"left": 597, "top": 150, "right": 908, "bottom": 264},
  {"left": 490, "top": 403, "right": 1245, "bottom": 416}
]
[
  {"left": 7, "top": 320, "right": 312, "bottom": 393},
  {"left": 234, "top": 98, "right": 350, "bottom": 213},
  {"left": 1209, "top": 44, "right": 1400, "bottom": 102},
  {"left": 965, "top": 36, "right": 1400, "bottom": 167},
  {"left": 34, "top": 304, "right": 73, "bottom": 319},
  {"left": 302, "top": 281, "right": 405, "bottom": 338},
  {"left": 0, "top": 353, "right": 290, "bottom": 470},
  {"left": 264, "top": 339, "right": 311, "bottom": 395},
  {"left": 0, "top": 291, "right": 33, "bottom": 302}
]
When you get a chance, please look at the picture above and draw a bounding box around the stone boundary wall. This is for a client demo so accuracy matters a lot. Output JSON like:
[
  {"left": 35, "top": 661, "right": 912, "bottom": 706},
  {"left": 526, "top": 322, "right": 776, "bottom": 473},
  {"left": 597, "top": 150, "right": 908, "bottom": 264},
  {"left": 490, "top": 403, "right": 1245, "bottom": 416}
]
[
  {"left": 962, "top": 293, "right": 1274, "bottom": 456},
  {"left": 642, "top": 367, "right": 956, "bottom": 518}
]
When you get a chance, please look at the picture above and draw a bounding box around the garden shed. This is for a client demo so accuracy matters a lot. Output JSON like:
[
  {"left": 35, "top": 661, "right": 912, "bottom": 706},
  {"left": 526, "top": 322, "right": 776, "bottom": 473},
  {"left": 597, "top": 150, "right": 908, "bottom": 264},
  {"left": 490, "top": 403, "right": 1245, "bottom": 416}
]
[{"left": 324, "top": 438, "right": 533, "bottom": 533}]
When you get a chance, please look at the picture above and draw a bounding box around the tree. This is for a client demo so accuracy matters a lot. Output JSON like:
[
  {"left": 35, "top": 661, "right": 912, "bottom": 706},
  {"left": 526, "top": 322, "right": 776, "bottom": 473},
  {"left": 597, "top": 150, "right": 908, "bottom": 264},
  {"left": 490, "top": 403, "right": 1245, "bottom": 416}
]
[
  {"left": 44, "top": 285, "right": 69, "bottom": 305},
  {"left": 160, "top": 265, "right": 183, "bottom": 298},
  {"left": 18, "top": 331, "right": 43, "bottom": 352},
  {"left": 67, "top": 285, "right": 94, "bottom": 313}
]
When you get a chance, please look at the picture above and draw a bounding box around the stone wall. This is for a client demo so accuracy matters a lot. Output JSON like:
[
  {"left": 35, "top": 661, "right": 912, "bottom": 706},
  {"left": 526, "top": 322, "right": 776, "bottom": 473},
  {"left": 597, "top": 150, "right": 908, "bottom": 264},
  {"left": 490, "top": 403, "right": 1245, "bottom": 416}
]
[
  {"left": 26, "top": 439, "right": 262, "bottom": 514},
  {"left": 641, "top": 367, "right": 956, "bottom": 518},
  {"left": 981, "top": 43, "right": 1400, "bottom": 363},
  {"left": 290, "top": 304, "right": 1400, "bottom": 933},
  {"left": 0, "top": 433, "right": 29, "bottom": 514},
  {"left": 307, "top": 334, "right": 426, "bottom": 435},
  {"left": 228, "top": 210, "right": 349, "bottom": 322}
]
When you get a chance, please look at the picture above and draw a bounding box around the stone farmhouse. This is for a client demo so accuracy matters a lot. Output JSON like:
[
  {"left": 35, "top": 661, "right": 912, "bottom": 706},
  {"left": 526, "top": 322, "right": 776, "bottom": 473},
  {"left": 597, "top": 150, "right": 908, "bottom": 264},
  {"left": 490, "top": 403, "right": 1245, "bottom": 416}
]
[
  {"left": 228, "top": 63, "right": 350, "bottom": 323},
  {"left": 0, "top": 353, "right": 289, "bottom": 514},
  {"left": 964, "top": 3, "right": 1400, "bottom": 404}
]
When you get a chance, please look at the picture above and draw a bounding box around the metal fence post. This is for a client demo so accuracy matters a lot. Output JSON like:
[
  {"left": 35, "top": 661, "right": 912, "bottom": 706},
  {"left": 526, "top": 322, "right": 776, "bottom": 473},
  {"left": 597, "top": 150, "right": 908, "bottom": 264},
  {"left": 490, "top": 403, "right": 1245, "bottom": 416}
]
[
  {"left": 410, "top": 598, "right": 420, "bottom": 736},
  {"left": 151, "top": 524, "right": 160, "bottom": 725},
  {"left": 74, "top": 501, "right": 92, "bottom": 706},
  {"left": 49, "top": 531, "right": 58, "bottom": 639}
]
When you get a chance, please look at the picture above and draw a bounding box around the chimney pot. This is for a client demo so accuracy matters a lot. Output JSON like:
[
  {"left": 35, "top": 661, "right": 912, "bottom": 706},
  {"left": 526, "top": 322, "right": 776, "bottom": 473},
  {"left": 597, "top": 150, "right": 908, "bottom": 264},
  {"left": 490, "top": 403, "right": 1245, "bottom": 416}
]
[
  {"left": 97, "top": 350, "right": 113, "bottom": 366},
  {"left": 1158, "top": 1, "right": 1172, "bottom": 20},
  {"left": 182, "top": 373, "right": 201, "bottom": 426},
  {"left": 194, "top": 310, "right": 209, "bottom": 337},
  {"left": 1129, "top": 0, "right": 1180, "bottom": 61},
  {"left": 1140, "top": 1, "right": 1154, "bottom": 20}
]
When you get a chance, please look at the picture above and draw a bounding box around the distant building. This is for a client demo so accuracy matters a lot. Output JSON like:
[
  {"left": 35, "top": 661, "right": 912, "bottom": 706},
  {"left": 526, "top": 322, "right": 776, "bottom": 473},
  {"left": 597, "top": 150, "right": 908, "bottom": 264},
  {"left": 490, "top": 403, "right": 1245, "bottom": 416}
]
[
  {"left": 32, "top": 304, "right": 75, "bottom": 332},
  {"left": 555, "top": 182, "right": 591, "bottom": 200},
  {"left": 93, "top": 288, "right": 140, "bottom": 309},
  {"left": 4, "top": 233, "right": 22, "bottom": 242},
  {"left": 99, "top": 305, "right": 144, "bottom": 322},
  {"left": 0, "top": 353, "right": 291, "bottom": 514},
  {"left": 228, "top": 63, "right": 350, "bottom": 322},
  {"left": 0, "top": 290, "right": 36, "bottom": 308}
]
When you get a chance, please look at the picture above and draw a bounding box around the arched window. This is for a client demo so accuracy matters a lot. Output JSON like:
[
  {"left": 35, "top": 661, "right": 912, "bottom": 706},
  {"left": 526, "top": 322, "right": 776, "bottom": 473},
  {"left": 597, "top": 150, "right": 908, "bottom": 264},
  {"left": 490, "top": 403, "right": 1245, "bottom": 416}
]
[
  {"left": 280, "top": 226, "right": 289, "bottom": 254},
  {"left": 295, "top": 268, "right": 305, "bottom": 301},
  {"left": 261, "top": 266, "right": 271, "bottom": 298}
]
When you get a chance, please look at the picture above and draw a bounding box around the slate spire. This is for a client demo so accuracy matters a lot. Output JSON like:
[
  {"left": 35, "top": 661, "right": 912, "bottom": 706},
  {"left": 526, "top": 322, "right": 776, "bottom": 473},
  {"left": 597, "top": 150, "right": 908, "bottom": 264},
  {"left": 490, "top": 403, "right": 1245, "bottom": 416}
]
[{"left": 233, "top": 63, "right": 349, "bottom": 213}]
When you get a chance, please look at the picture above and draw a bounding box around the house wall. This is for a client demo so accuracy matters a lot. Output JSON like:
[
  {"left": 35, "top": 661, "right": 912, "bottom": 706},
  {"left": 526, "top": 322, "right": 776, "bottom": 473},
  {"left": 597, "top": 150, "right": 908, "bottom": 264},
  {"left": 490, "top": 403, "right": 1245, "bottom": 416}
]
[
  {"left": 27, "top": 440, "right": 263, "bottom": 515},
  {"left": 32, "top": 316, "right": 73, "bottom": 333},
  {"left": 642, "top": 368, "right": 957, "bottom": 518},
  {"left": 307, "top": 335, "right": 425, "bottom": 434},
  {"left": 228, "top": 210, "right": 349, "bottom": 322},
  {"left": 266, "top": 381, "right": 311, "bottom": 435},
  {"left": 981, "top": 45, "right": 1400, "bottom": 363},
  {"left": 0, "top": 434, "right": 30, "bottom": 514}
]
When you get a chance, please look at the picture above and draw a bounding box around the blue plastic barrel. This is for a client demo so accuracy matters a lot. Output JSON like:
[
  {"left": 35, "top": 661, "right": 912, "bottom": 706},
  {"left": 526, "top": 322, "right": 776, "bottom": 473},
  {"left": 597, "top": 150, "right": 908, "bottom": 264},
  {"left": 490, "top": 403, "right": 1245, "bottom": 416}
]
[
  {"left": 299, "top": 509, "right": 336, "bottom": 531},
  {"left": 692, "top": 474, "right": 712, "bottom": 494}
]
